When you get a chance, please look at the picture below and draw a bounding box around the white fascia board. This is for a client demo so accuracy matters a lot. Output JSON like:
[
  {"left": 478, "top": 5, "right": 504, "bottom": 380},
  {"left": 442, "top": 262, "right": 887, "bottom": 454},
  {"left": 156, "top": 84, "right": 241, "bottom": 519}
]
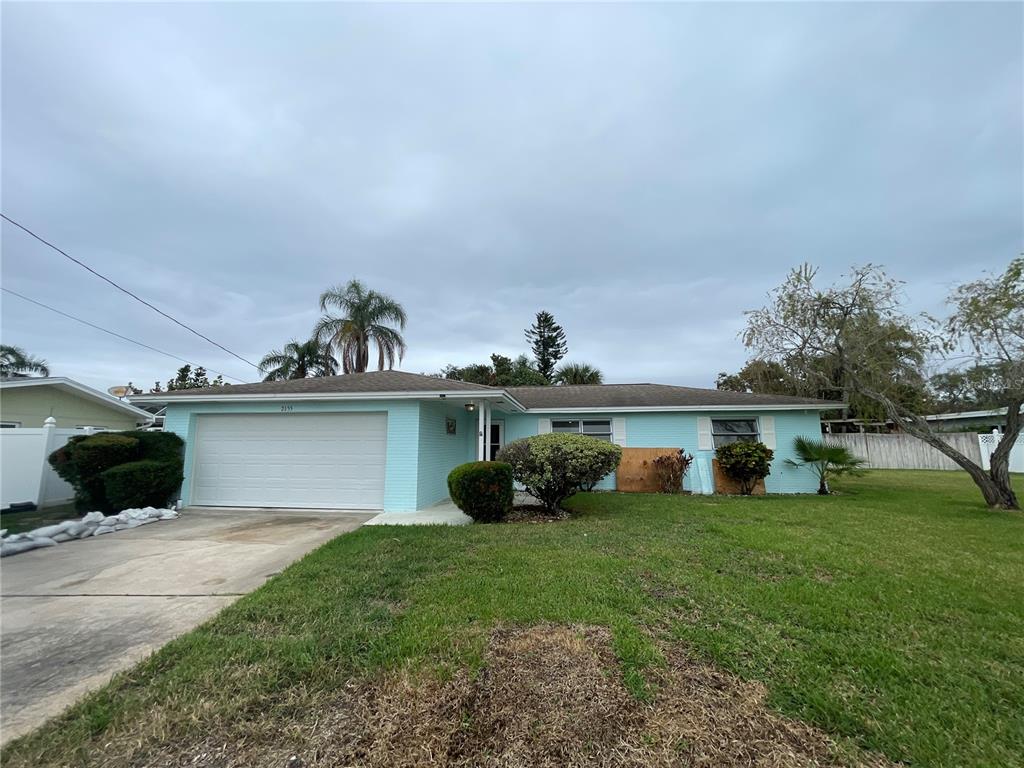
[
  {"left": 521, "top": 404, "right": 840, "bottom": 414},
  {"left": 133, "top": 389, "right": 528, "bottom": 411}
]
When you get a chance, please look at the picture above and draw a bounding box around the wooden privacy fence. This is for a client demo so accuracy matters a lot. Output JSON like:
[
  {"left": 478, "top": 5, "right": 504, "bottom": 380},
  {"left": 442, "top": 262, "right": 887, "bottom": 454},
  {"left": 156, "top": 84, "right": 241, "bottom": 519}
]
[{"left": 826, "top": 432, "right": 982, "bottom": 471}]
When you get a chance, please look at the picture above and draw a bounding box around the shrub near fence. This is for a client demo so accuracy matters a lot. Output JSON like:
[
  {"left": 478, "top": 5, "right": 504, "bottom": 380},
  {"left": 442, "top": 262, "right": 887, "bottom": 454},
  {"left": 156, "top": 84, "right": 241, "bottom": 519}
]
[{"left": 827, "top": 433, "right": 982, "bottom": 471}]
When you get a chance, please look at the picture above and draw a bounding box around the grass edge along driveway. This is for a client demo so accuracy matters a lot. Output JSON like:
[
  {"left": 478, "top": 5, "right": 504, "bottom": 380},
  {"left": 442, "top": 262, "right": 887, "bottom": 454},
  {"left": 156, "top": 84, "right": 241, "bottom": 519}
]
[{"left": 3, "top": 470, "right": 1022, "bottom": 767}]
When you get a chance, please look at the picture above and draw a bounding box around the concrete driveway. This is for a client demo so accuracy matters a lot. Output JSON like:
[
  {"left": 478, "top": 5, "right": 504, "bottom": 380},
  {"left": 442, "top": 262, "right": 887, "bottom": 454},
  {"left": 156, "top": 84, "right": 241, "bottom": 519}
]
[{"left": 0, "top": 507, "right": 371, "bottom": 744}]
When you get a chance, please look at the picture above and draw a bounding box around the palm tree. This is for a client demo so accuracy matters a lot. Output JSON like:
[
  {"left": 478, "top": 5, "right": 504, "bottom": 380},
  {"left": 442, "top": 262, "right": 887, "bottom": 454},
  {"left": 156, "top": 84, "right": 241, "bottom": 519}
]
[
  {"left": 314, "top": 279, "right": 408, "bottom": 373},
  {"left": 785, "top": 436, "right": 866, "bottom": 495},
  {"left": 0, "top": 344, "right": 50, "bottom": 378},
  {"left": 259, "top": 338, "right": 339, "bottom": 381},
  {"left": 553, "top": 362, "right": 603, "bottom": 385}
]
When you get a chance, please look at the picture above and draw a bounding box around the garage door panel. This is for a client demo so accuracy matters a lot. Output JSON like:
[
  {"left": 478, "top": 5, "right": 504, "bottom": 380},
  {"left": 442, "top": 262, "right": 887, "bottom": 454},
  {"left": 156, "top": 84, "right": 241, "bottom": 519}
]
[{"left": 192, "top": 413, "right": 386, "bottom": 509}]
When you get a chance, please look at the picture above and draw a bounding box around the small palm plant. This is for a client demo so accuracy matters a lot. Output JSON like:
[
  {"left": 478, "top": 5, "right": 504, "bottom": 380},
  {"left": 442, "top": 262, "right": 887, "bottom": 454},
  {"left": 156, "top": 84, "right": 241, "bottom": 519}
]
[{"left": 785, "top": 436, "right": 866, "bottom": 495}]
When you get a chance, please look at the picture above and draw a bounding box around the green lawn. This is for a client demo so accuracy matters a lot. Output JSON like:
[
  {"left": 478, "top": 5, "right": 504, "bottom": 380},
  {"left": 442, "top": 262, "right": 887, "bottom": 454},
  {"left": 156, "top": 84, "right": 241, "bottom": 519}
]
[
  {"left": 4, "top": 471, "right": 1023, "bottom": 767},
  {"left": 0, "top": 503, "right": 77, "bottom": 534}
]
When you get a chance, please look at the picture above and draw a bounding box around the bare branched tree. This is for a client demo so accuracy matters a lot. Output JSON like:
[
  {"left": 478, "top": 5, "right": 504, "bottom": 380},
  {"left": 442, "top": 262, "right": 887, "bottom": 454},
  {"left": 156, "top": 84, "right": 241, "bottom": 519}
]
[{"left": 743, "top": 260, "right": 1021, "bottom": 510}]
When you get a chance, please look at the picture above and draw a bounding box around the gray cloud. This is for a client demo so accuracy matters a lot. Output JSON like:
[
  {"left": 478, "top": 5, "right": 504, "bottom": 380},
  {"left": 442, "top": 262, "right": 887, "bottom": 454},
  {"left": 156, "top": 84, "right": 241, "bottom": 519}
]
[{"left": 2, "top": 2, "right": 1020, "bottom": 392}]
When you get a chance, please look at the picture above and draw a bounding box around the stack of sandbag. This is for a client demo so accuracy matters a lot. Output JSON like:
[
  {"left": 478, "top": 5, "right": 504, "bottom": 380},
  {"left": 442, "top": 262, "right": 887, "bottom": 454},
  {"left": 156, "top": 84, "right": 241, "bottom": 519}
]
[{"left": 0, "top": 507, "right": 178, "bottom": 557}]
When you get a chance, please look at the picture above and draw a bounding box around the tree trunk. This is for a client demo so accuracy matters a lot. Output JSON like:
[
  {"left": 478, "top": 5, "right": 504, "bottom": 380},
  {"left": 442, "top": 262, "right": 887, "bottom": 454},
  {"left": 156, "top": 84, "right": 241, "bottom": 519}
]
[{"left": 863, "top": 388, "right": 1020, "bottom": 511}]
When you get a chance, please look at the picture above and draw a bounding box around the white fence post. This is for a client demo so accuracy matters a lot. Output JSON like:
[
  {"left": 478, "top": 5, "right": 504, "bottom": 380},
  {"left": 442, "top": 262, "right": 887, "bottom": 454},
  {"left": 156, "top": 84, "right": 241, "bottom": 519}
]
[{"left": 34, "top": 417, "right": 59, "bottom": 505}]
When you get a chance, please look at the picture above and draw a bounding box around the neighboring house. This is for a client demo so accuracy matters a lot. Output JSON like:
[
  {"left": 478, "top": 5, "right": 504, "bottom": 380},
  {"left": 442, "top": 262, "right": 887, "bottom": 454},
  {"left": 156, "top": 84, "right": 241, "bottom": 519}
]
[
  {"left": 0, "top": 377, "right": 153, "bottom": 430},
  {"left": 925, "top": 407, "right": 1022, "bottom": 433},
  {"left": 134, "top": 370, "right": 839, "bottom": 514}
]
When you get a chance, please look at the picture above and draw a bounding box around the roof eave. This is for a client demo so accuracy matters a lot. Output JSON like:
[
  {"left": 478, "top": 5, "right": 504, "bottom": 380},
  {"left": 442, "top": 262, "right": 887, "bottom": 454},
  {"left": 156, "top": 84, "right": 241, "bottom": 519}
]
[
  {"left": 522, "top": 403, "right": 842, "bottom": 413},
  {"left": 132, "top": 389, "right": 527, "bottom": 410}
]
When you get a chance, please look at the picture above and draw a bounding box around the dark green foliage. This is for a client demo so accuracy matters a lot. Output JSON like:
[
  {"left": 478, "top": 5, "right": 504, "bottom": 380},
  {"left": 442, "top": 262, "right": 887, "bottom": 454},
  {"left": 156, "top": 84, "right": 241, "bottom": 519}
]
[
  {"left": 165, "top": 364, "right": 224, "bottom": 391},
  {"left": 118, "top": 431, "right": 185, "bottom": 464},
  {"left": 102, "top": 460, "right": 184, "bottom": 510},
  {"left": 447, "top": 461, "right": 513, "bottom": 523},
  {"left": 54, "top": 435, "right": 139, "bottom": 509},
  {"left": 785, "top": 436, "right": 866, "bottom": 495},
  {"left": 47, "top": 434, "right": 90, "bottom": 488},
  {"left": 651, "top": 450, "right": 694, "bottom": 493},
  {"left": 47, "top": 431, "right": 184, "bottom": 511},
  {"left": 442, "top": 354, "right": 547, "bottom": 387},
  {"left": 497, "top": 433, "right": 622, "bottom": 511},
  {"left": 525, "top": 310, "right": 568, "bottom": 382},
  {"left": 715, "top": 441, "right": 774, "bottom": 495}
]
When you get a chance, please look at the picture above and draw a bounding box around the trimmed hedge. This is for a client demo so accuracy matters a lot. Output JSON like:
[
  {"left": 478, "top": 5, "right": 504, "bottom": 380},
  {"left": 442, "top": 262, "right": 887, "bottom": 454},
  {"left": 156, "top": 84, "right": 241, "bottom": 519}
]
[
  {"left": 48, "top": 430, "right": 184, "bottom": 512},
  {"left": 715, "top": 441, "right": 774, "bottom": 495},
  {"left": 497, "top": 433, "right": 622, "bottom": 512},
  {"left": 102, "top": 460, "right": 184, "bottom": 510},
  {"left": 50, "top": 434, "right": 139, "bottom": 510},
  {"left": 119, "top": 430, "right": 184, "bottom": 464},
  {"left": 447, "top": 461, "right": 514, "bottom": 523}
]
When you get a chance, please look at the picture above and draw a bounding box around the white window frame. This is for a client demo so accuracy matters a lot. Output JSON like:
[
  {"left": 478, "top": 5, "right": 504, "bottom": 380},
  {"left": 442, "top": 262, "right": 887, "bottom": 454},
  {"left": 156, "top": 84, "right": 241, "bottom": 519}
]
[
  {"left": 711, "top": 419, "right": 759, "bottom": 449},
  {"left": 551, "top": 419, "right": 613, "bottom": 442}
]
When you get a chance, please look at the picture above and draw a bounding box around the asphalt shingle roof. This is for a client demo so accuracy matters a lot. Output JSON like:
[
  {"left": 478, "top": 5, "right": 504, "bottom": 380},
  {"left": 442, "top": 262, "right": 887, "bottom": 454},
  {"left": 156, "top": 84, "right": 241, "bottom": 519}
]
[
  {"left": 138, "top": 370, "right": 840, "bottom": 409},
  {"left": 505, "top": 383, "right": 839, "bottom": 409},
  {"left": 142, "top": 370, "right": 498, "bottom": 397}
]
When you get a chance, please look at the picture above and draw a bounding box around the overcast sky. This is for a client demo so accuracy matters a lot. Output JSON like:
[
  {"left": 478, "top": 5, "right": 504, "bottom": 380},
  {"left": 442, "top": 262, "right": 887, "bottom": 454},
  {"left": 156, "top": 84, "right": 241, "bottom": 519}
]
[{"left": 2, "top": 2, "right": 1021, "bottom": 393}]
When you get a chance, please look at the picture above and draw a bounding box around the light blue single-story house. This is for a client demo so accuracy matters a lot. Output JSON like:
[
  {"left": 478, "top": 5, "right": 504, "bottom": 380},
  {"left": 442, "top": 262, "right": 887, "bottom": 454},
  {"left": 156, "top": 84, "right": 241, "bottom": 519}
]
[{"left": 134, "top": 371, "right": 839, "bottom": 513}]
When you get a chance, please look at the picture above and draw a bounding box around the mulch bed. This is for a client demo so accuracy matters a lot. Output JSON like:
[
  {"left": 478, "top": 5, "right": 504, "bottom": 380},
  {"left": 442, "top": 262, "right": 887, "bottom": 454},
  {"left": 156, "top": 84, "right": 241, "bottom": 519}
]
[{"left": 106, "top": 625, "right": 897, "bottom": 768}]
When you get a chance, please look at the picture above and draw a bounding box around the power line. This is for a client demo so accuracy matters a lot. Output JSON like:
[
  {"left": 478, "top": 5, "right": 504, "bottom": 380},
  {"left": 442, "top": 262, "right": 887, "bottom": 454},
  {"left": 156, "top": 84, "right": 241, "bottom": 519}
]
[
  {"left": 1, "top": 287, "right": 248, "bottom": 384},
  {"left": 1, "top": 213, "right": 260, "bottom": 369}
]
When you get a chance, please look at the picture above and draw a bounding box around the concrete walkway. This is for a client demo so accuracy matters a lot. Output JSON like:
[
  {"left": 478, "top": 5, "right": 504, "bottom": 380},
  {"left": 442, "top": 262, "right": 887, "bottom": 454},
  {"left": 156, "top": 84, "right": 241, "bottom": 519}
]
[
  {"left": 0, "top": 507, "right": 370, "bottom": 744},
  {"left": 365, "top": 499, "right": 472, "bottom": 526}
]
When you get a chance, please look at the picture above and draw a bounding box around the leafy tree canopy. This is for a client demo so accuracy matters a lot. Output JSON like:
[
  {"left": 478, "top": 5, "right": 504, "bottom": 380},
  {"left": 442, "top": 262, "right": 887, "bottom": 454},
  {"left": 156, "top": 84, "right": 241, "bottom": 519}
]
[
  {"left": 442, "top": 354, "right": 546, "bottom": 387},
  {"left": 162, "top": 364, "right": 224, "bottom": 391},
  {"left": 741, "top": 260, "right": 1021, "bottom": 509}
]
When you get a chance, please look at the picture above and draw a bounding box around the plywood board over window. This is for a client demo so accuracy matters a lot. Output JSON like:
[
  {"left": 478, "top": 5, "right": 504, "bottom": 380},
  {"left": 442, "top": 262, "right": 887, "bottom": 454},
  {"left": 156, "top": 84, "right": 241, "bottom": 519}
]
[
  {"left": 616, "top": 447, "right": 681, "bottom": 493},
  {"left": 712, "top": 459, "right": 766, "bottom": 495}
]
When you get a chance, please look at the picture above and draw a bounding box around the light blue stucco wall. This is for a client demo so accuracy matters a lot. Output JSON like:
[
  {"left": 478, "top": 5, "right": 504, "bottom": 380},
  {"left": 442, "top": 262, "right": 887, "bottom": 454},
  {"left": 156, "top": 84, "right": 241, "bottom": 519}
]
[
  {"left": 416, "top": 401, "right": 475, "bottom": 508},
  {"left": 162, "top": 400, "right": 826, "bottom": 510},
  {"left": 500, "top": 409, "right": 823, "bottom": 493},
  {"left": 163, "top": 399, "right": 422, "bottom": 512}
]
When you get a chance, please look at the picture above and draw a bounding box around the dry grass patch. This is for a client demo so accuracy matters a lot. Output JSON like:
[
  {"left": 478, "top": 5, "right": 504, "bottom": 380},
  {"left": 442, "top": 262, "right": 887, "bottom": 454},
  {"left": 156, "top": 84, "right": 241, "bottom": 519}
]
[{"left": 95, "top": 625, "right": 894, "bottom": 768}]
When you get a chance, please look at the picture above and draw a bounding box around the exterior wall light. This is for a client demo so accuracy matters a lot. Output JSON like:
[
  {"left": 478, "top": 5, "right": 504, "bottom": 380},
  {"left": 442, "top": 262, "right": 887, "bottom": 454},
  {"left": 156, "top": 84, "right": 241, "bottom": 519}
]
[{"left": 464, "top": 402, "right": 477, "bottom": 413}]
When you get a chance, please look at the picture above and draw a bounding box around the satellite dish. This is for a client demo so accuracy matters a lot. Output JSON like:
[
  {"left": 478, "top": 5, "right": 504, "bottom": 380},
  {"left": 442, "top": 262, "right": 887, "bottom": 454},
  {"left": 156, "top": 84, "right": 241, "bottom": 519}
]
[{"left": 108, "top": 386, "right": 130, "bottom": 399}]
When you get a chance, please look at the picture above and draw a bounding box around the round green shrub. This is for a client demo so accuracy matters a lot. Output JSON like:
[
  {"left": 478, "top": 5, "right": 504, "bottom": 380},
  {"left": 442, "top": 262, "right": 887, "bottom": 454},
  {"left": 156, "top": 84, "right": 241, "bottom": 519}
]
[
  {"left": 102, "top": 460, "right": 184, "bottom": 510},
  {"left": 497, "top": 433, "right": 622, "bottom": 512},
  {"left": 715, "top": 441, "right": 774, "bottom": 495},
  {"left": 120, "top": 430, "right": 185, "bottom": 463},
  {"left": 447, "top": 461, "right": 513, "bottom": 523},
  {"left": 49, "top": 434, "right": 139, "bottom": 510}
]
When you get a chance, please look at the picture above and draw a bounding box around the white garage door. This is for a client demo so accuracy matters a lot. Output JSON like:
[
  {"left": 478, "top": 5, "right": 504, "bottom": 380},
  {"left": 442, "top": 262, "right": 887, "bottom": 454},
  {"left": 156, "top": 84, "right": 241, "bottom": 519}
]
[{"left": 192, "top": 413, "right": 387, "bottom": 509}]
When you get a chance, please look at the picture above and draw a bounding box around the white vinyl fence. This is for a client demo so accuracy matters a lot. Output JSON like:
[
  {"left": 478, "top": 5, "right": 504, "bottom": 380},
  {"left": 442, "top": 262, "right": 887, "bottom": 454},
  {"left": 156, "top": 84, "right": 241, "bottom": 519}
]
[
  {"left": 0, "top": 419, "right": 106, "bottom": 509},
  {"left": 827, "top": 432, "right": 984, "bottom": 471},
  {"left": 978, "top": 432, "right": 1024, "bottom": 473}
]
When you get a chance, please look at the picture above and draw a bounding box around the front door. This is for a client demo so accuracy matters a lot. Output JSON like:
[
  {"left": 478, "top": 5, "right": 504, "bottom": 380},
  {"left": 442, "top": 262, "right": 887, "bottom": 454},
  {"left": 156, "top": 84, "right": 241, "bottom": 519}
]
[{"left": 487, "top": 421, "right": 504, "bottom": 461}]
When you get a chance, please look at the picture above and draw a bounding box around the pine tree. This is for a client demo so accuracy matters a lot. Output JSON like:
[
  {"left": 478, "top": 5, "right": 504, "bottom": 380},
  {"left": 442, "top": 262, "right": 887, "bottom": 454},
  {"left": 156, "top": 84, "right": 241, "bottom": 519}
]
[{"left": 525, "top": 311, "right": 568, "bottom": 382}]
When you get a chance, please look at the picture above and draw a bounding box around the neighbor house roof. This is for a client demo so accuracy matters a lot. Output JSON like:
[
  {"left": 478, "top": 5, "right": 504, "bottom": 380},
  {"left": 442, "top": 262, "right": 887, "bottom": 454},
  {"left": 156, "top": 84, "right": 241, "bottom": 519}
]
[
  {"left": 133, "top": 370, "right": 841, "bottom": 411},
  {"left": 925, "top": 406, "right": 1020, "bottom": 422},
  {"left": 0, "top": 377, "right": 156, "bottom": 420}
]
